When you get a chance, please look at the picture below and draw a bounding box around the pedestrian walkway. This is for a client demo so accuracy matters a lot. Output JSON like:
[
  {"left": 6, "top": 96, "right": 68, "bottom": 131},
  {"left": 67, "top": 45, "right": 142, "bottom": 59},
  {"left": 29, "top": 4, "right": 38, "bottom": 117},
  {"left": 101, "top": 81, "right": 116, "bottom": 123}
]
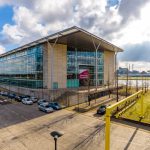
[{"left": 66, "top": 94, "right": 118, "bottom": 113}]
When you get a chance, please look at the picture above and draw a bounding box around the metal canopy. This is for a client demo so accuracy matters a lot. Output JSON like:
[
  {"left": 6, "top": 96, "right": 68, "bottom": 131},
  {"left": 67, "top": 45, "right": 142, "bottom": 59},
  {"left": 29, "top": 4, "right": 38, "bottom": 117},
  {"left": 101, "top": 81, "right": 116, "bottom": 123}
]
[{"left": 0, "top": 26, "right": 123, "bottom": 58}]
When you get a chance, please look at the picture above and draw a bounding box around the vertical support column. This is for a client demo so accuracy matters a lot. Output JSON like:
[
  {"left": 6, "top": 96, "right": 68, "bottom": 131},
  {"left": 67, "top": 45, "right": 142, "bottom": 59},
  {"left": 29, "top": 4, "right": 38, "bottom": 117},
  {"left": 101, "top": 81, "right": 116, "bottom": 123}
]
[
  {"left": 91, "top": 37, "right": 101, "bottom": 90},
  {"left": 108, "top": 62, "right": 110, "bottom": 98},
  {"left": 105, "top": 109, "right": 110, "bottom": 150},
  {"left": 75, "top": 48, "right": 78, "bottom": 82},
  {"left": 27, "top": 48, "right": 29, "bottom": 88},
  {"left": 116, "top": 52, "right": 119, "bottom": 102},
  {"left": 46, "top": 36, "right": 59, "bottom": 89},
  {"left": 95, "top": 48, "right": 98, "bottom": 90},
  {"left": 50, "top": 45, "right": 54, "bottom": 89},
  {"left": 114, "top": 52, "right": 117, "bottom": 87}
]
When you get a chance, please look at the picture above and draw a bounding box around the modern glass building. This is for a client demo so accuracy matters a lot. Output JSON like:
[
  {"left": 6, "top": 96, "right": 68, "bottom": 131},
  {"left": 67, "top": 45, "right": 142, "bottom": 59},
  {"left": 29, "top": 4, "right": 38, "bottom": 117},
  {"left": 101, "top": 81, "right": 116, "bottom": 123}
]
[
  {"left": 0, "top": 26, "right": 123, "bottom": 89},
  {"left": 0, "top": 45, "right": 43, "bottom": 88}
]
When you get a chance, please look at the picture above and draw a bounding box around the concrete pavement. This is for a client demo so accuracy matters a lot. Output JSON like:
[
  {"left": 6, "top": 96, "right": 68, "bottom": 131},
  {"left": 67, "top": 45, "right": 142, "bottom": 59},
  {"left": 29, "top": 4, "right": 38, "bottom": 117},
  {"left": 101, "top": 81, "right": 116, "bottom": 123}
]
[{"left": 0, "top": 105, "right": 149, "bottom": 150}]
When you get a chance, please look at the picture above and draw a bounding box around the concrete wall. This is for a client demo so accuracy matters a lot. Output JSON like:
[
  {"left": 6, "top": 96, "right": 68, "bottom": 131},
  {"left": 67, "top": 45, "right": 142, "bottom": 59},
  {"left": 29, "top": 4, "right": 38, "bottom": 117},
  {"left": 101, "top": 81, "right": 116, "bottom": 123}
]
[
  {"left": 0, "top": 84, "right": 67, "bottom": 101},
  {"left": 104, "top": 50, "right": 115, "bottom": 85},
  {"left": 43, "top": 43, "right": 67, "bottom": 89}
]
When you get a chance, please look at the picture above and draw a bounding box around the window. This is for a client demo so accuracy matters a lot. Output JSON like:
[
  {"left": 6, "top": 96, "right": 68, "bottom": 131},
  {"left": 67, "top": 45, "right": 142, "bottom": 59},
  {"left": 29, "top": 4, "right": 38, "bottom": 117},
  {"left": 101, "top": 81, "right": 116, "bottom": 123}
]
[
  {"left": 67, "top": 47, "right": 104, "bottom": 87},
  {"left": 0, "top": 44, "right": 44, "bottom": 88}
]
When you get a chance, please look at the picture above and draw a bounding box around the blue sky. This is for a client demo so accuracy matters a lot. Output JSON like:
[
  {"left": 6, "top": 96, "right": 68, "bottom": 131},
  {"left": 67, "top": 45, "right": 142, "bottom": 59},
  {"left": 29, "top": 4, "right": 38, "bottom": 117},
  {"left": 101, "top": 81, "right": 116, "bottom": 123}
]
[
  {"left": 0, "top": 5, "right": 14, "bottom": 31},
  {"left": 0, "top": 0, "right": 150, "bottom": 70},
  {"left": 107, "top": 0, "right": 119, "bottom": 7}
]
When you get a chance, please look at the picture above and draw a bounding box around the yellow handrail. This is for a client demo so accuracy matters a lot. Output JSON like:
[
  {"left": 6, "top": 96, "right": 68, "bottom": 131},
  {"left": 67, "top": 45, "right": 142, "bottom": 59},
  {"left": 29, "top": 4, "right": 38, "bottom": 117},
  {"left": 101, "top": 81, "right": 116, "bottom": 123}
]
[{"left": 105, "top": 90, "right": 143, "bottom": 150}]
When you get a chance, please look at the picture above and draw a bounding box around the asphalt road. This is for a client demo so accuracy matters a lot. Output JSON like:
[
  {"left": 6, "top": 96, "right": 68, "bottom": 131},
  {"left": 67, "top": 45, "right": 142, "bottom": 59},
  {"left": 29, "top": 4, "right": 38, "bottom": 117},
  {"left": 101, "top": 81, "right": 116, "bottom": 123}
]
[{"left": 0, "top": 101, "right": 47, "bottom": 129}]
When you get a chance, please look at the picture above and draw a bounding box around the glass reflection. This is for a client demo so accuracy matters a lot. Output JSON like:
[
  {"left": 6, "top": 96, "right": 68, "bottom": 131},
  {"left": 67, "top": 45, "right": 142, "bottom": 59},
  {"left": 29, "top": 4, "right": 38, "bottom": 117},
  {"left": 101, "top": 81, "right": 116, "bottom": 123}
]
[{"left": 0, "top": 45, "right": 43, "bottom": 88}]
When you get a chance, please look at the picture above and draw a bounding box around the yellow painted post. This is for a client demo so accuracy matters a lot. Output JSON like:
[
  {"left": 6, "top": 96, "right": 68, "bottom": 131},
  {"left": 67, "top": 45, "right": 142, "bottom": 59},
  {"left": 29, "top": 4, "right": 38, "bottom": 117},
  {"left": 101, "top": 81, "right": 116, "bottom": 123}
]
[
  {"left": 105, "top": 109, "right": 110, "bottom": 150},
  {"left": 104, "top": 90, "right": 142, "bottom": 150},
  {"left": 141, "top": 93, "right": 144, "bottom": 116}
]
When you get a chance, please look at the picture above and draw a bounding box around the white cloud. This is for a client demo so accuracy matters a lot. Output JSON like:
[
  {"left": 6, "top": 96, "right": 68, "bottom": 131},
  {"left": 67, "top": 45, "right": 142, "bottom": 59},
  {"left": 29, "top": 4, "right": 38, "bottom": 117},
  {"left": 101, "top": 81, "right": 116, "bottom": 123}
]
[
  {"left": 112, "top": 1, "right": 150, "bottom": 46},
  {"left": 0, "top": 0, "right": 150, "bottom": 72},
  {"left": 0, "top": 0, "right": 75, "bottom": 46},
  {"left": 0, "top": 45, "right": 5, "bottom": 54}
]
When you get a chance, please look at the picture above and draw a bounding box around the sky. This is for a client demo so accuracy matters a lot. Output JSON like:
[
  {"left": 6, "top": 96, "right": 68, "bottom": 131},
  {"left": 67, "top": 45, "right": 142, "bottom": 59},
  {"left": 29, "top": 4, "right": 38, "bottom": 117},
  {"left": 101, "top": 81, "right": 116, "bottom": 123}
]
[{"left": 0, "top": 0, "right": 150, "bottom": 71}]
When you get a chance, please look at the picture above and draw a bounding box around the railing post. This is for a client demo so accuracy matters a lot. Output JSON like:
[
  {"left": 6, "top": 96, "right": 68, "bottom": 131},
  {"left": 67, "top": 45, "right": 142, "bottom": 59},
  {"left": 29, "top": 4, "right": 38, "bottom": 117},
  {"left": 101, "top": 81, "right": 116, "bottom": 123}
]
[
  {"left": 105, "top": 109, "right": 110, "bottom": 150},
  {"left": 105, "top": 90, "right": 142, "bottom": 150},
  {"left": 141, "top": 92, "right": 144, "bottom": 117}
]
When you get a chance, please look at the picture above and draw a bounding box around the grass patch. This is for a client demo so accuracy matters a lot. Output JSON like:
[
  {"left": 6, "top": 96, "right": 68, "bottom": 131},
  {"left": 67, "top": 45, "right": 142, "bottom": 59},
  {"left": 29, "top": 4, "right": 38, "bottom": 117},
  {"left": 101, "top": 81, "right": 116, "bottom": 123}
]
[
  {"left": 121, "top": 91, "right": 150, "bottom": 124},
  {"left": 119, "top": 76, "right": 150, "bottom": 80}
]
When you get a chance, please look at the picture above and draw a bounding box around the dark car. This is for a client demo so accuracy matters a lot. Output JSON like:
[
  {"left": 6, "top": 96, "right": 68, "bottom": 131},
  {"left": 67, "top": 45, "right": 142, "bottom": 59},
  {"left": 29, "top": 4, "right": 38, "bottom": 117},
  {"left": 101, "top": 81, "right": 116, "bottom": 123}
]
[
  {"left": 20, "top": 95, "right": 30, "bottom": 99},
  {"left": 48, "top": 102, "right": 62, "bottom": 110},
  {"left": 8, "top": 93, "right": 16, "bottom": 99},
  {"left": 97, "top": 105, "right": 106, "bottom": 115},
  {"left": 14, "top": 96, "right": 22, "bottom": 102}
]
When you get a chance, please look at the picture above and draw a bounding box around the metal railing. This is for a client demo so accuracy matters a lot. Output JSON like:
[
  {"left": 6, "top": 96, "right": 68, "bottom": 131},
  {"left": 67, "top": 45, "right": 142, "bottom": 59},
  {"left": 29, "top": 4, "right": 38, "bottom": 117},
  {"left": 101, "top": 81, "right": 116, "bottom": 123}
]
[{"left": 105, "top": 90, "right": 144, "bottom": 150}]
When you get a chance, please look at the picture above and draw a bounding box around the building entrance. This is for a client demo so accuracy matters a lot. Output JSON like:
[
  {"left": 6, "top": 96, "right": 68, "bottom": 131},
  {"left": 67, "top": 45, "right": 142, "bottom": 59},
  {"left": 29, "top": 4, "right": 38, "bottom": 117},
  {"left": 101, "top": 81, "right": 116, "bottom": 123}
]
[{"left": 79, "top": 65, "right": 95, "bottom": 86}]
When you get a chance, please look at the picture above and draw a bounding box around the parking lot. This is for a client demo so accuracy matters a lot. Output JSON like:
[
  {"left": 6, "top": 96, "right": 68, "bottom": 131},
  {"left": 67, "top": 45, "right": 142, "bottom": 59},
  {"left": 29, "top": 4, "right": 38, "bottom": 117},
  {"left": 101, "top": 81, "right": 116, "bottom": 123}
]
[
  {"left": 0, "top": 89, "right": 65, "bottom": 128},
  {"left": 0, "top": 101, "right": 48, "bottom": 129},
  {"left": 0, "top": 99, "right": 150, "bottom": 150}
]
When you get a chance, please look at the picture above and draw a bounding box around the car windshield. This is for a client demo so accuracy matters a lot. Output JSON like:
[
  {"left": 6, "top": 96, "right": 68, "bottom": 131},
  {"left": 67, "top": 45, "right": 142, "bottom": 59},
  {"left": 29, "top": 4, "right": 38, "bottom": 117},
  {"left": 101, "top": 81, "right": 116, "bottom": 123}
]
[
  {"left": 45, "top": 105, "right": 50, "bottom": 108},
  {"left": 26, "top": 99, "right": 30, "bottom": 101},
  {"left": 51, "top": 102, "right": 58, "bottom": 105},
  {"left": 100, "top": 105, "right": 106, "bottom": 108}
]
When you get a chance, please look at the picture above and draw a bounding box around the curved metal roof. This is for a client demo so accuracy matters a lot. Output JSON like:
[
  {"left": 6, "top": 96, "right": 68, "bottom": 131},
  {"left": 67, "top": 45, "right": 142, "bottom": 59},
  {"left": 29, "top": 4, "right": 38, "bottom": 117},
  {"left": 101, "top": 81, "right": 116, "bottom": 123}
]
[{"left": 0, "top": 26, "right": 123, "bottom": 58}]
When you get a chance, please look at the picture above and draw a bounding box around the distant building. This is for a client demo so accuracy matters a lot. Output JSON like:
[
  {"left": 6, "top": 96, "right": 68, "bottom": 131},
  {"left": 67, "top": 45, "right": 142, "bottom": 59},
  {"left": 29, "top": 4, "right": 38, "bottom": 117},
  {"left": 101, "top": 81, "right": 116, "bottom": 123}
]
[{"left": 118, "top": 67, "right": 128, "bottom": 75}]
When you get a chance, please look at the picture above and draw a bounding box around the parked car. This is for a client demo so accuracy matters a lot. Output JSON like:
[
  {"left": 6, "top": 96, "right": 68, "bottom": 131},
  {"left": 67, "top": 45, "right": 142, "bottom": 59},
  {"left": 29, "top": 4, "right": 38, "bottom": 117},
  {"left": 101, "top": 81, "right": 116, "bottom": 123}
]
[
  {"left": 0, "top": 99, "right": 10, "bottom": 105},
  {"left": 97, "top": 105, "right": 106, "bottom": 115},
  {"left": 22, "top": 98, "right": 33, "bottom": 105},
  {"left": 37, "top": 99, "right": 48, "bottom": 105},
  {"left": 8, "top": 93, "right": 16, "bottom": 99},
  {"left": 14, "top": 96, "right": 22, "bottom": 102},
  {"left": 1, "top": 91, "right": 8, "bottom": 96},
  {"left": 0, "top": 91, "right": 3, "bottom": 95},
  {"left": 20, "top": 95, "right": 30, "bottom": 99},
  {"left": 38, "top": 103, "right": 54, "bottom": 113},
  {"left": 30, "top": 97, "right": 38, "bottom": 103},
  {"left": 48, "top": 102, "right": 62, "bottom": 110}
]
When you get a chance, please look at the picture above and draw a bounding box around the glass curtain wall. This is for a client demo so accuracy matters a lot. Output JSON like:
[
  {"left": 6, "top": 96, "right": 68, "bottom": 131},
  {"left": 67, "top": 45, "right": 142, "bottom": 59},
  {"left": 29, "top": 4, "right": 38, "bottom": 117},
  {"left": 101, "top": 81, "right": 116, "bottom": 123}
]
[
  {"left": 67, "top": 47, "right": 104, "bottom": 88},
  {"left": 0, "top": 44, "right": 43, "bottom": 88}
]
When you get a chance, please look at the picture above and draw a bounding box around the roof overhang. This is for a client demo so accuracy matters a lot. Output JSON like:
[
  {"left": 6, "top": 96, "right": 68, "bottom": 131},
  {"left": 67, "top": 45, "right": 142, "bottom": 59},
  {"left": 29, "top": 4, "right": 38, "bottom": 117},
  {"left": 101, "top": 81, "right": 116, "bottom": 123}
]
[{"left": 0, "top": 26, "right": 123, "bottom": 58}]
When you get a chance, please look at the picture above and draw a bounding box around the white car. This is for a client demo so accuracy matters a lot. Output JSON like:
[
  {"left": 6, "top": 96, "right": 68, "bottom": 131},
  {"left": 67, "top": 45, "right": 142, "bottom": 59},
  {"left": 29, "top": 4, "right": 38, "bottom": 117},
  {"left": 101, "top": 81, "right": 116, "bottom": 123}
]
[
  {"left": 38, "top": 103, "right": 54, "bottom": 113},
  {"left": 22, "top": 98, "right": 33, "bottom": 105},
  {"left": 30, "top": 97, "right": 38, "bottom": 103}
]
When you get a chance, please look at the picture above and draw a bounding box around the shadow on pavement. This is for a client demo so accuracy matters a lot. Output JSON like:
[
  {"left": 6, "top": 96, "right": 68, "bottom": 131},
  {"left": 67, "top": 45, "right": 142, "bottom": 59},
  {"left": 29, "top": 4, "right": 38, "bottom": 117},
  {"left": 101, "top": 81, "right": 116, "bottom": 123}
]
[{"left": 111, "top": 117, "right": 150, "bottom": 131}]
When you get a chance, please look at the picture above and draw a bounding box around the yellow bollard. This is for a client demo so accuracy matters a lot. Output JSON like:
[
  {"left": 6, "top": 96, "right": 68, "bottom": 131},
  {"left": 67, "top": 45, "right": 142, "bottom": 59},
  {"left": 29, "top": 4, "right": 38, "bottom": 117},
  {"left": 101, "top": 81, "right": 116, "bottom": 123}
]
[{"left": 105, "top": 109, "right": 110, "bottom": 150}]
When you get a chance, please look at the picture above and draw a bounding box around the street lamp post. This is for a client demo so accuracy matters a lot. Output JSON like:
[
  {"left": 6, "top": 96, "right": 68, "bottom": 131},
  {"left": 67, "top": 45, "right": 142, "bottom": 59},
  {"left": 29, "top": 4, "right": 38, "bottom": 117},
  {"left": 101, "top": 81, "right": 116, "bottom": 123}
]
[{"left": 50, "top": 131, "right": 64, "bottom": 150}]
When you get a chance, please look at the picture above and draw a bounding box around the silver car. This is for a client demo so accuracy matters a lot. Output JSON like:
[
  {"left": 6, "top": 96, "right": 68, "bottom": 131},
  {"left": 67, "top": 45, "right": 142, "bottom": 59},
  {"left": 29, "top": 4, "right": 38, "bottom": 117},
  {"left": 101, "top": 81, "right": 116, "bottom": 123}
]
[
  {"left": 37, "top": 99, "right": 49, "bottom": 105},
  {"left": 22, "top": 98, "right": 33, "bottom": 105},
  {"left": 30, "top": 97, "right": 38, "bottom": 103},
  {"left": 38, "top": 103, "right": 54, "bottom": 113}
]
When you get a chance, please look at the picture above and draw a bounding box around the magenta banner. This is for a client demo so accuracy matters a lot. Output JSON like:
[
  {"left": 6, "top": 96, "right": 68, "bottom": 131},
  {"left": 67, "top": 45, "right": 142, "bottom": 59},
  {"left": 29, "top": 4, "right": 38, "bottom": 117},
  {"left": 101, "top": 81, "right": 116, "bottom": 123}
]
[{"left": 79, "top": 69, "right": 89, "bottom": 79}]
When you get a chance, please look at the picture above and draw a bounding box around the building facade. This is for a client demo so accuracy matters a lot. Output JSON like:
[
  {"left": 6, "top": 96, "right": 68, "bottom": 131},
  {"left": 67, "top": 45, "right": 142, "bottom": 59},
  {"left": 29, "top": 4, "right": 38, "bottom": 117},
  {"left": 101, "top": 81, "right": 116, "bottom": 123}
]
[{"left": 0, "top": 26, "right": 123, "bottom": 89}]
